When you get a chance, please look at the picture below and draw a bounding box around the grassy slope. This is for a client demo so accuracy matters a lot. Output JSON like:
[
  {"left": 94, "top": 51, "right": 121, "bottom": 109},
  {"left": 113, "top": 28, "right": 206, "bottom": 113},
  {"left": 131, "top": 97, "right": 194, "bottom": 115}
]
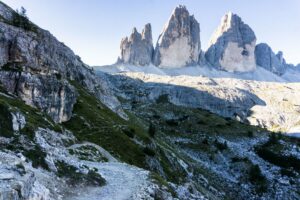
[{"left": 63, "top": 82, "right": 151, "bottom": 168}]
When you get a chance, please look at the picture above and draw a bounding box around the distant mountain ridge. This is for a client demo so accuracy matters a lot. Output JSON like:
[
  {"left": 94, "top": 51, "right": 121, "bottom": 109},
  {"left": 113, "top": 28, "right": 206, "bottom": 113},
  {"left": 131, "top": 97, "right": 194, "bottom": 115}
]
[{"left": 115, "top": 5, "right": 299, "bottom": 78}]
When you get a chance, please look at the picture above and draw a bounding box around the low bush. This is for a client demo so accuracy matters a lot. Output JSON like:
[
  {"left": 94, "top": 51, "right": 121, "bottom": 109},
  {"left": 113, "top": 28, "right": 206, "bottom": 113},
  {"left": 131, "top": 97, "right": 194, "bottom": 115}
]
[
  {"left": 248, "top": 164, "right": 267, "bottom": 194},
  {"left": 148, "top": 122, "right": 156, "bottom": 137},
  {"left": 143, "top": 147, "right": 155, "bottom": 157}
]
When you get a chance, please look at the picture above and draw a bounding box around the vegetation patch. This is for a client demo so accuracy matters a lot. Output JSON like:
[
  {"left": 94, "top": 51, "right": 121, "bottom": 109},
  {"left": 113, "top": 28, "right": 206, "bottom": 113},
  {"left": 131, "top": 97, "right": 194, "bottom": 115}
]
[
  {"left": 55, "top": 160, "right": 106, "bottom": 186},
  {"left": 23, "top": 146, "right": 49, "bottom": 170},
  {"left": 255, "top": 134, "right": 300, "bottom": 172},
  {"left": 0, "top": 85, "right": 62, "bottom": 170},
  {"left": 248, "top": 164, "right": 267, "bottom": 194},
  {"left": 156, "top": 94, "right": 169, "bottom": 104},
  {"left": 0, "top": 103, "right": 14, "bottom": 137},
  {"left": 213, "top": 139, "right": 228, "bottom": 152},
  {"left": 69, "top": 145, "right": 108, "bottom": 162},
  {"left": 11, "top": 7, "right": 38, "bottom": 32},
  {"left": 1, "top": 62, "right": 23, "bottom": 73},
  {"left": 63, "top": 82, "right": 151, "bottom": 168},
  {"left": 256, "top": 146, "right": 300, "bottom": 172}
]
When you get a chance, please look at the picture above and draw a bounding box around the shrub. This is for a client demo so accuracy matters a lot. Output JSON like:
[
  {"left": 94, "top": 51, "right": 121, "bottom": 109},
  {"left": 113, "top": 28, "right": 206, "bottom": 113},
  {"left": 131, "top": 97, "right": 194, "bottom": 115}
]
[
  {"left": 0, "top": 104, "right": 14, "bottom": 137},
  {"left": 256, "top": 146, "right": 300, "bottom": 171},
  {"left": 15, "top": 163, "right": 26, "bottom": 176},
  {"left": 11, "top": 7, "right": 37, "bottom": 32},
  {"left": 197, "top": 119, "right": 207, "bottom": 125},
  {"left": 248, "top": 164, "right": 267, "bottom": 194},
  {"left": 24, "top": 146, "right": 49, "bottom": 170},
  {"left": 202, "top": 138, "right": 209, "bottom": 145},
  {"left": 214, "top": 139, "right": 228, "bottom": 151},
  {"left": 86, "top": 170, "right": 106, "bottom": 186},
  {"left": 280, "top": 168, "right": 296, "bottom": 177},
  {"left": 156, "top": 94, "right": 169, "bottom": 104},
  {"left": 267, "top": 133, "right": 279, "bottom": 145},
  {"left": 143, "top": 147, "right": 155, "bottom": 157},
  {"left": 56, "top": 160, "right": 105, "bottom": 186},
  {"left": 148, "top": 122, "right": 156, "bottom": 137},
  {"left": 122, "top": 127, "right": 135, "bottom": 138},
  {"left": 165, "top": 119, "right": 179, "bottom": 126},
  {"left": 247, "top": 130, "right": 254, "bottom": 137},
  {"left": 231, "top": 156, "right": 249, "bottom": 163}
]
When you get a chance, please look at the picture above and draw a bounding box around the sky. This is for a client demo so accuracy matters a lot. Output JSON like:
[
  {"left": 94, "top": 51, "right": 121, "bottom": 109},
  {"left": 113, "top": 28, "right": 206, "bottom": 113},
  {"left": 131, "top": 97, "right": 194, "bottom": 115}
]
[{"left": 2, "top": 0, "right": 300, "bottom": 66}]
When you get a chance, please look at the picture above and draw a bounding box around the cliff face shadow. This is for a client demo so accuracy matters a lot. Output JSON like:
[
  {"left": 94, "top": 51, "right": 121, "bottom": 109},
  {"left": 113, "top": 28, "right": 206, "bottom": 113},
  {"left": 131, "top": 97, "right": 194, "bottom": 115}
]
[{"left": 98, "top": 72, "right": 266, "bottom": 121}]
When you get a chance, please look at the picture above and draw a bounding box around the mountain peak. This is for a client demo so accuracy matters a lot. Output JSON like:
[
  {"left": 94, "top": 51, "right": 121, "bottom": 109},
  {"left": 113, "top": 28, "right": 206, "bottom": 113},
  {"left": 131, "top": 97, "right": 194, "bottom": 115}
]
[
  {"left": 205, "top": 12, "right": 256, "bottom": 72},
  {"left": 118, "top": 24, "right": 153, "bottom": 66},
  {"left": 141, "top": 23, "right": 152, "bottom": 43},
  {"left": 152, "top": 5, "right": 201, "bottom": 68}
]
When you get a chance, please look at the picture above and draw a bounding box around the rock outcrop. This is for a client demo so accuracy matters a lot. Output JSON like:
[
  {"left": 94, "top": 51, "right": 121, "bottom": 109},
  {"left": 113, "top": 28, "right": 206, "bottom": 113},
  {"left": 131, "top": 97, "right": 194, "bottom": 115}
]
[
  {"left": 205, "top": 12, "right": 256, "bottom": 72},
  {"left": 0, "top": 152, "right": 51, "bottom": 200},
  {"left": 0, "top": 71, "right": 77, "bottom": 123},
  {"left": 255, "top": 43, "right": 287, "bottom": 75},
  {"left": 0, "top": 2, "right": 125, "bottom": 122},
  {"left": 118, "top": 24, "right": 153, "bottom": 66},
  {"left": 153, "top": 5, "right": 201, "bottom": 68},
  {"left": 11, "top": 112, "right": 26, "bottom": 131}
]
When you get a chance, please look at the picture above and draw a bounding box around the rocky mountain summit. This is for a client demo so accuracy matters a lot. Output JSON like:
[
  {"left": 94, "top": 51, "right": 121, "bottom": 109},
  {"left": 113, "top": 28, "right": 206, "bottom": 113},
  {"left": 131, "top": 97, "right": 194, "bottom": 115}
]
[
  {"left": 118, "top": 5, "right": 201, "bottom": 68},
  {"left": 205, "top": 12, "right": 256, "bottom": 72},
  {"left": 118, "top": 24, "right": 153, "bottom": 66},
  {"left": 152, "top": 5, "right": 201, "bottom": 68},
  {"left": 115, "top": 6, "right": 299, "bottom": 77},
  {"left": 255, "top": 43, "right": 288, "bottom": 75}
]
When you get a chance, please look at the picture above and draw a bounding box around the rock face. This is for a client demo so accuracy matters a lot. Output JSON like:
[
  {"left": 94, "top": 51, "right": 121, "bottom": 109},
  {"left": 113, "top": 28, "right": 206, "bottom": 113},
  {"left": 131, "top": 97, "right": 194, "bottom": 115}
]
[
  {"left": 11, "top": 112, "right": 26, "bottom": 131},
  {"left": 255, "top": 43, "right": 287, "bottom": 75},
  {"left": 0, "top": 152, "right": 51, "bottom": 200},
  {"left": 0, "top": 71, "right": 77, "bottom": 123},
  {"left": 153, "top": 5, "right": 201, "bottom": 68},
  {"left": 106, "top": 73, "right": 265, "bottom": 122},
  {"left": 118, "top": 24, "right": 153, "bottom": 66},
  {"left": 205, "top": 12, "right": 256, "bottom": 72},
  {"left": 0, "top": 2, "right": 125, "bottom": 122}
]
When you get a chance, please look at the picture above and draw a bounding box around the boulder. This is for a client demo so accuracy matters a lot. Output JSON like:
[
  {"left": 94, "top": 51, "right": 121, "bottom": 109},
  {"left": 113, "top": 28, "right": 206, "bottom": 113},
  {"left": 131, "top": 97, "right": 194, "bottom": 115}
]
[
  {"left": 118, "top": 24, "right": 153, "bottom": 66},
  {"left": 153, "top": 5, "right": 201, "bottom": 68},
  {"left": 205, "top": 12, "right": 256, "bottom": 72},
  {"left": 11, "top": 112, "right": 26, "bottom": 131}
]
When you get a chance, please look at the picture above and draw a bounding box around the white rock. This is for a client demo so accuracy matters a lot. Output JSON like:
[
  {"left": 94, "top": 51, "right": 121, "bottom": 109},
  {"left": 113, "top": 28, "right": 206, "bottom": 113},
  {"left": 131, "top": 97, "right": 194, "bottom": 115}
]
[
  {"left": 205, "top": 12, "right": 257, "bottom": 72},
  {"left": 11, "top": 112, "right": 26, "bottom": 131},
  {"left": 153, "top": 5, "right": 201, "bottom": 68}
]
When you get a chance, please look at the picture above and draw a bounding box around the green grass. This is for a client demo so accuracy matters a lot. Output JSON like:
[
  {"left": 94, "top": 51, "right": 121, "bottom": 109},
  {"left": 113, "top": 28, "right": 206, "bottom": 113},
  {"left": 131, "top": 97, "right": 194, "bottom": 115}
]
[
  {"left": 55, "top": 160, "right": 105, "bottom": 186},
  {"left": 69, "top": 145, "right": 109, "bottom": 162},
  {"left": 63, "top": 82, "right": 151, "bottom": 168}
]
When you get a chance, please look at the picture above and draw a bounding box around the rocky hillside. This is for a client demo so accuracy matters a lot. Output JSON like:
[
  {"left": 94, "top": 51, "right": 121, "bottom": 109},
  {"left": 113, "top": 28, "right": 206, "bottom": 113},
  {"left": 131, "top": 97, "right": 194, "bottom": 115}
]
[
  {"left": 1, "top": 2, "right": 300, "bottom": 200},
  {"left": 0, "top": 2, "right": 124, "bottom": 123},
  {"left": 104, "top": 72, "right": 300, "bottom": 134}
]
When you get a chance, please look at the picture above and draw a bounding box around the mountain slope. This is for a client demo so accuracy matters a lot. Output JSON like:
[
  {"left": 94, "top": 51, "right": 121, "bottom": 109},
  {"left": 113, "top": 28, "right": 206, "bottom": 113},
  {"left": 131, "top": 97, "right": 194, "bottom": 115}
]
[{"left": 1, "top": 2, "right": 300, "bottom": 200}]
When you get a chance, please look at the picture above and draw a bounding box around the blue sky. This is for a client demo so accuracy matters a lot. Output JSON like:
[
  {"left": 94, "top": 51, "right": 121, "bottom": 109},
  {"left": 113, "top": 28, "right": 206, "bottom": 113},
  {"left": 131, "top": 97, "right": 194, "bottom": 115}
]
[{"left": 3, "top": 0, "right": 300, "bottom": 66}]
